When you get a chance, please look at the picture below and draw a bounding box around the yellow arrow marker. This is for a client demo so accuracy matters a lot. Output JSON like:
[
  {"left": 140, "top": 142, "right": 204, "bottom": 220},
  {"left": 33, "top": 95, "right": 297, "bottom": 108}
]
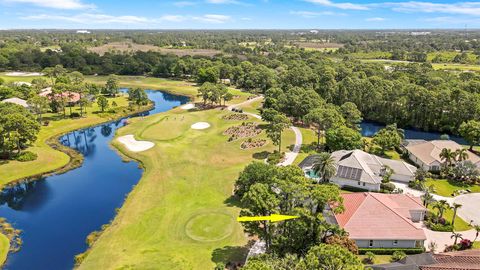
[{"left": 237, "top": 214, "right": 299, "bottom": 223}]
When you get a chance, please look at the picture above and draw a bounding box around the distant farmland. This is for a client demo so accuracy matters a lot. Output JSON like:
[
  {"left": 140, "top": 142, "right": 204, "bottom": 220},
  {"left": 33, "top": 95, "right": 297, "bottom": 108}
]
[
  {"left": 88, "top": 42, "right": 223, "bottom": 57},
  {"left": 293, "top": 42, "right": 344, "bottom": 52}
]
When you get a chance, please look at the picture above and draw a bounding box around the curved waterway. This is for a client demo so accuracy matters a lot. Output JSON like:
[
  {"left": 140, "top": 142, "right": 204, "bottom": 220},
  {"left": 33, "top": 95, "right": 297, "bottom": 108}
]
[{"left": 0, "top": 89, "right": 188, "bottom": 270}]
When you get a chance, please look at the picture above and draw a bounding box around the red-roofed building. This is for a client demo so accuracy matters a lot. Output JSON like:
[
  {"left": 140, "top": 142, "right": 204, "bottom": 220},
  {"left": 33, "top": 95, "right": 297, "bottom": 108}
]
[{"left": 330, "top": 192, "right": 427, "bottom": 249}]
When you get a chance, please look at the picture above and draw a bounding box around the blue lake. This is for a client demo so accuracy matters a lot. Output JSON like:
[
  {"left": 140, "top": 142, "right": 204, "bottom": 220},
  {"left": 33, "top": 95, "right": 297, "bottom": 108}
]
[
  {"left": 360, "top": 121, "right": 467, "bottom": 145},
  {"left": 0, "top": 90, "right": 188, "bottom": 270}
]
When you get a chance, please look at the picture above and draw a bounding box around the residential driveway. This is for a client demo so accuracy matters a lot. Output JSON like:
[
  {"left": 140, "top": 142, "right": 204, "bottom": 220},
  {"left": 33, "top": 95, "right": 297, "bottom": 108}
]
[
  {"left": 454, "top": 193, "right": 480, "bottom": 225},
  {"left": 423, "top": 226, "right": 477, "bottom": 252},
  {"left": 392, "top": 182, "right": 453, "bottom": 203}
]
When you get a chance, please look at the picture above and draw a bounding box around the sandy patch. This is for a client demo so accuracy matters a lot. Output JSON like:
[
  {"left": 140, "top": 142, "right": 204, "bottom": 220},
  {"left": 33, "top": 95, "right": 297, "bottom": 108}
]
[
  {"left": 180, "top": 104, "right": 195, "bottom": 110},
  {"left": 117, "top": 135, "right": 154, "bottom": 152},
  {"left": 5, "top": 72, "right": 43, "bottom": 77},
  {"left": 191, "top": 122, "right": 210, "bottom": 130}
]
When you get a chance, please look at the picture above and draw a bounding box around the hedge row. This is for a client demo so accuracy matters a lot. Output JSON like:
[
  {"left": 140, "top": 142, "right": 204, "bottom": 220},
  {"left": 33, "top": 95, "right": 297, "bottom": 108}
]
[{"left": 359, "top": 248, "right": 425, "bottom": 255}]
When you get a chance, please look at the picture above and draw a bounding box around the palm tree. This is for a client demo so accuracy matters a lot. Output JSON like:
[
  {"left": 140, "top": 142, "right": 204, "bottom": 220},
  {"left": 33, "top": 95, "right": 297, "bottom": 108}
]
[
  {"left": 451, "top": 203, "right": 462, "bottom": 228},
  {"left": 451, "top": 232, "right": 463, "bottom": 245},
  {"left": 311, "top": 153, "right": 337, "bottom": 183},
  {"left": 455, "top": 148, "right": 469, "bottom": 162},
  {"left": 474, "top": 225, "right": 480, "bottom": 242},
  {"left": 432, "top": 200, "right": 449, "bottom": 222},
  {"left": 440, "top": 148, "right": 456, "bottom": 167},
  {"left": 420, "top": 183, "right": 436, "bottom": 207}
]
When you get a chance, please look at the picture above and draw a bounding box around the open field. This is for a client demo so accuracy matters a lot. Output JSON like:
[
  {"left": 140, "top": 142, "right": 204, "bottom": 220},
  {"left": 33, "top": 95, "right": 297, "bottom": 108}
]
[
  {"left": 88, "top": 42, "right": 223, "bottom": 57},
  {"left": 0, "top": 74, "right": 208, "bottom": 187},
  {"left": 425, "top": 179, "right": 480, "bottom": 197},
  {"left": 0, "top": 233, "right": 9, "bottom": 266},
  {"left": 294, "top": 42, "right": 342, "bottom": 52},
  {"left": 78, "top": 100, "right": 295, "bottom": 269}
]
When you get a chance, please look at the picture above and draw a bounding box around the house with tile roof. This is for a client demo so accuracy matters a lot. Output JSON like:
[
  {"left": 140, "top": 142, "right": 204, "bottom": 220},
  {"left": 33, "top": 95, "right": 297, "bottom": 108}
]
[
  {"left": 327, "top": 192, "right": 427, "bottom": 249},
  {"left": 403, "top": 140, "right": 480, "bottom": 172},
  {"left": 299, "top": 150, "right": 417, "bottom": 191},
  {"left": 372, "top": 249, "right": 480, "bottom": 270},
  {"left": 1, "top": 97, "right": 29, "bottom": 108}
]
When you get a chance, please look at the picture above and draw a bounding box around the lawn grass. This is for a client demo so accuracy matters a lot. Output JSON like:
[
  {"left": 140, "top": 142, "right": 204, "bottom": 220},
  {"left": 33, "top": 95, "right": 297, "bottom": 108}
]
[
  {"left": 78, "top": 103, "right": 294, "bottom": 269},
  {"left": 0, "top": 75, "right": 209, "bottom": 187},
  {"left": 473, "top": 241, "right": 480, "bottom": 249},
  {"left": 0, "top": 233, "right": 9, "bottom": 267},
  {"left": 428, "top": 204, "right": 471, "bottom": 232},
  {"left": 425, "top": 178, "right": 480, "bottom": 197},
  {"left": 293, "top": 127, "right": 318, "bottom": 166}
]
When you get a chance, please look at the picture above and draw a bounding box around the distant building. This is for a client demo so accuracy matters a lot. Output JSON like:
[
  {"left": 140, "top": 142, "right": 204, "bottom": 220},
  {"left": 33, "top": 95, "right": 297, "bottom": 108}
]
[
  {"left": 403, "top": 140, "right": 480, "bottom": 171},
  {"left": 13, "top": 81, "right": 32, "bottom": 87},
  {"left": 299, "top": 150, "right": 417, "bottom": 191},
  {"left": 1, "top": 97, "right": 29, "bottom": 108},
  {"left": 76, "top": 30, "right": 91, "bottom": 34},
  {"left": 328, "top": 192, "right": 426, "bottom": 249}
]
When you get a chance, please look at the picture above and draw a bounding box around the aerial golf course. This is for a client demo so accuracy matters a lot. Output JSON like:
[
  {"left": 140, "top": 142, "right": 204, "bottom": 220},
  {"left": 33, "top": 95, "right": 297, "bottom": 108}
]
[{"left": 69, "top": 81, "right": 295, "bottom": 269}]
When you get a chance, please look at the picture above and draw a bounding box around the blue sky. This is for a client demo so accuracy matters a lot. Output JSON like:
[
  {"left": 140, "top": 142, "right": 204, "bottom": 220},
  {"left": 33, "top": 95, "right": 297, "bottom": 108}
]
[{"left": 1, "top": 0, "right": 480, "bottom": 29}]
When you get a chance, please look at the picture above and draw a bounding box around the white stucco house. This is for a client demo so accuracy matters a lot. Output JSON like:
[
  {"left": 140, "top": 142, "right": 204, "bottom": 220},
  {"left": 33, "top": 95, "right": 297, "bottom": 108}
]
[
  {"left": 299, "top": 150, "right": 417, "bottom": 191},
  {"left": 403, "top": 140, "right": 480, "bottom": 172}
]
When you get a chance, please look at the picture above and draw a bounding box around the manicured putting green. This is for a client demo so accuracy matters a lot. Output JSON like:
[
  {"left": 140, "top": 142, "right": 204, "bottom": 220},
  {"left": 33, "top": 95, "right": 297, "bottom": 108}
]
[{"left": 185, "top": 212, "right": 235, "bottom": 242}]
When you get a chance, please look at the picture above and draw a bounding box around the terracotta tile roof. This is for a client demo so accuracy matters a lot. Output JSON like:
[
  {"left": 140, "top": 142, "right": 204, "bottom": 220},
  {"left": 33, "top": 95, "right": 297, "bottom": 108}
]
[
  {"left": 334, "top": 192, "right": 426, "bottom": 240},
  {"left": 420, "top": 249, "right": 480, "bottom": 270}
]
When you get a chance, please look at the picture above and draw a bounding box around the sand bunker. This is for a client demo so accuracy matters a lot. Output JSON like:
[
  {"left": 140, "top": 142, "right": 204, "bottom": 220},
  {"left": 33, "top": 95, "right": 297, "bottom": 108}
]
[
  {"left": 117, "top": 135, "right": 154, "bottom": 152},
  {"left": 5, "top": 72, "right": 43, "bottom": 77},
  {"left": 180, "top": 103, "right": 195, "bottom": 110},
  {"left": 191, "top": 122, "right": 210, "bottom": 130}
]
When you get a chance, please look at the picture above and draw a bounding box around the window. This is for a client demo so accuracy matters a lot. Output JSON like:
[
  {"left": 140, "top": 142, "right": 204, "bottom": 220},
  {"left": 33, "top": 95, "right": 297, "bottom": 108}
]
[
  {"left": 393, "top": 240, "right": 398, "bottom": 246},
  {"left": 369, "top": 240, "right": 374, "bottom": 247},
  {"left": 432, "top": 165, "right": 440, "bottom": 171},
  {"left": 358, "top": 181, "right": 361, "bottom": 185},
  {"left": 363, "top": 182, "right": 366, "bottom": 186}
]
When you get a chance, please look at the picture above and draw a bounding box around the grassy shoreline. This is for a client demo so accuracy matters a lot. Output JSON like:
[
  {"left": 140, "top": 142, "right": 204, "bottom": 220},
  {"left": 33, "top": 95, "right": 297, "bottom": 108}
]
[{"left": 0, "top": 75, "right": 201, "bottom": 188}]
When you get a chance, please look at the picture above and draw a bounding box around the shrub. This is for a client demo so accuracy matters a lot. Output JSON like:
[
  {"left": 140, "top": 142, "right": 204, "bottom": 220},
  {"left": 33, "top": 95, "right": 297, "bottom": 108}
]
[
  {"left": 15, "top": 151, "right": 38, "bottom": 162},
  {"left": 391, "top": 251, "right": 407, "bottom": 262},
  {"left": 381, "top": 182, "right": 396, "bottom": 192},
  {"left": 341, "top": 185, "right": 369, "bottom": 192},
  {"left": 363, "top": 251, "right": 375, "bottom": 264},
  {"left": 425, "top": 220, "right": 453, "bottom": 232},
  {"left": 266, "top": 151, "right": 283, "bottom": 165},
  {"left": 459, "top": 239, "right": 473, "bottom": 250},
  {"left": 70, "top": 112, "right": 81, "bottom": 118},
  {"left": 358, "top": 248, "right": 424, "bottom": 255}
]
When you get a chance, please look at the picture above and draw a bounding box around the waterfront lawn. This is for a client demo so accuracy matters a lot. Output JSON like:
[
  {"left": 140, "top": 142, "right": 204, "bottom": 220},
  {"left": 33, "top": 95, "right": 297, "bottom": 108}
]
[
  {"left": 0, "top": 233, "right": 8, "bottom": 266},
  {"left": 0, "top": 76, "right": 208, "bottom": 187},
  {"left": 78, "top": 105, "right": 294, "bottom": 269},
  {"left": 428, "top": 205, "right": 471, "bottom": 232},
  {"left": 425, "top": 178, "right": 480, "bottom": 197}
]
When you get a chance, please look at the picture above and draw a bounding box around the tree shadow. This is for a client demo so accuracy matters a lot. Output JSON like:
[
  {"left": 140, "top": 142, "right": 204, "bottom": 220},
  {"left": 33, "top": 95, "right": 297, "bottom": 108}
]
[
  {"left": 224, "top": 195, "right": 242, "bottom": 207},
  {"left": 252, "top": 151, "right": 270, "bottom": 160},
  {"left": 211, "top": 245, "right": 249, "bottom": 269}
]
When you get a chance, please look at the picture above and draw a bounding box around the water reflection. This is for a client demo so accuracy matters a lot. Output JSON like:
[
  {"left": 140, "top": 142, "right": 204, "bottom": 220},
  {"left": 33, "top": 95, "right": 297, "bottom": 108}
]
[{"left": 0, "top": 89, "right": 187, "bottom": 270}]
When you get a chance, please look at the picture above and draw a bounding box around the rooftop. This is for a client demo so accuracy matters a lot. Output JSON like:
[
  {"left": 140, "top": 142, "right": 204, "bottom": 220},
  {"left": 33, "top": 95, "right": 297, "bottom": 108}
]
[
  {"left": 405, "top": 140, "right": 480, "bottom": 166},
  {"left": 334, "top": 192, "right": 426, "bottom": 240}
]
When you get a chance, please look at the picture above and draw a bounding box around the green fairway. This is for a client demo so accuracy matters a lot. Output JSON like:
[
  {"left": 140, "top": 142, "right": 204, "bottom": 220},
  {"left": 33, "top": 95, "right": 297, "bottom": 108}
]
[
  {"left": 0, "top": 233, "right": 9, "bottom": 267},
  {"left": 78, "top": 100, "right": 294, "bottom": 269}
]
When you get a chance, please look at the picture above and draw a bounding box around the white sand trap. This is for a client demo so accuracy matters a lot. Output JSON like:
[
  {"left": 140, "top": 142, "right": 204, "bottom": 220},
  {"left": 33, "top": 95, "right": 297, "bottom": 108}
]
[
  {"left": 5, "top": 72, "right": 43, "bottom": 77},
  {"left": 180, "top": 103, "right": 195, "bottom": 110},
  {"left": 117, "top": 135, "right": 154, "bottom": 152},
  {"left": 191, "top": 122, "right": 210, "bottom": 130}
]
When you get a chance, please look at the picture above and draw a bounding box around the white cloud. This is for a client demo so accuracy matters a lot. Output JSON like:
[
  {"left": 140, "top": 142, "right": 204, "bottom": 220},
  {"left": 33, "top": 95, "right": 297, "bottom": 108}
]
[
  {"left": 206, "top": 0, "right": 239, "bottom": 3},
  {"left": 304, "top": 0, "right": 369, "bottom": 10},
  {"left": 158, "top": 15, "right": 187, "bottom": 22},
  {"left": 193, "top": 14, "right": 231, "bottom": 23},
  {"left": 23, "top": 13, "right": 232, "bottom": 25},
  {"left": 173, "top": 1, "right": 196, "bottom": 7},
  {"left": 366, "top": 17, "right": 386, "bottom": 21},
  {"left": 290, "top": 10, "right": 345, "bottom": 18},
  {"left": 4, "top": 0, "right": 95, "bottom": 9},
  {"left": 23, "top": 13, "right": 149, "bottom": 24},
  {"left": 382, "top": 1, "right": 480, "bottom": 16}
]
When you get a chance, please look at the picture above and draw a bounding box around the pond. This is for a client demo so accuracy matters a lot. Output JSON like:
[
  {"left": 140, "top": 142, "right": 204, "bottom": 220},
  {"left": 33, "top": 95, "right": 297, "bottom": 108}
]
[
  {"left": 0, "top": 90, "right": 188, "bottom": 270},
  {"left": 360, "top": 121, "right": 467, "bottom": 145}
]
